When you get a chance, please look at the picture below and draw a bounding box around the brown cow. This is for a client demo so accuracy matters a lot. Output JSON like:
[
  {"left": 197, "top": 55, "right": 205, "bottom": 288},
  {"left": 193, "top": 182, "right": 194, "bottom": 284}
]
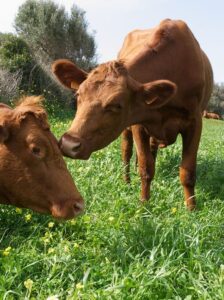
[
  {"left": 52, "top": 19, "right": 213, "bottom": 210},
  {"left": 0, "top": 96, "right": 84, "bottom": 219},
  {"left": 202, "top": 110, "right": 221, "bottom": 120}
]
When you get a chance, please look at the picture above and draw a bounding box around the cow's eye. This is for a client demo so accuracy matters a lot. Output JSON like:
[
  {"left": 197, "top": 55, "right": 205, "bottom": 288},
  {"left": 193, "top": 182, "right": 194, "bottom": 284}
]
[
  {"left": 104, "top": 103, "right": 122, "bottom": 113},
  {"left": 32, "top": 146, "right": 40, "bottom": 155},
  {"left": 30, "top": 145, "right": 43, "bottom": 158}
]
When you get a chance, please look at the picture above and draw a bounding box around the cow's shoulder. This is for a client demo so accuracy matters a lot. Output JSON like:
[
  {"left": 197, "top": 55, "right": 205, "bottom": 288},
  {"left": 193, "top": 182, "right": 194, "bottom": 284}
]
[
  {"left": 118, "top": 28, "right": 152, "bottom": 59},
  {"left": 118, "top": 19, "right": 192, "bottom": 61}
]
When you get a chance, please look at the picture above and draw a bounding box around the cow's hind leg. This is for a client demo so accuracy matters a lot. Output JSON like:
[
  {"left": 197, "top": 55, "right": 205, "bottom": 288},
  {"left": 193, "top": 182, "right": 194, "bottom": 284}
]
[
  {"left": 132, "top": 125, "right": 155, "bottom": 201},
  {"left": 180, "top": 116, "right": 202, "bottom": 210},
  {"left": 121, "top": 128, "right": 133, "bottom": 183}
]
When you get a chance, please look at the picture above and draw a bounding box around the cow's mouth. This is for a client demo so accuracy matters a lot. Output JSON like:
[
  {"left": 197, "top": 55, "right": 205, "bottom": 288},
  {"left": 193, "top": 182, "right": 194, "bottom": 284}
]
[{"left": 61, "top": 149, "right": 91, "bottom": 160}]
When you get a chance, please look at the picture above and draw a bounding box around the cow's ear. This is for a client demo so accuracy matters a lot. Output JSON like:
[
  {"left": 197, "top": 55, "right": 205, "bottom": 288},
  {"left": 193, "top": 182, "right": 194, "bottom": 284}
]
[
  {"left": 52, "top": 59, "right": 88, "bottom": 90},
  {"left": 0, "top": 124, "right": 9, "bottom": 143},
  {"left": 141, "top": 80, "right": 177, "bottom": 108}
]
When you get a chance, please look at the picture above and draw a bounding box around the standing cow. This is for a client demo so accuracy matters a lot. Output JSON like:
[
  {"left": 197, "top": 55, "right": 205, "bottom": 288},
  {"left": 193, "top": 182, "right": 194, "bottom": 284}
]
[
  {"left": 52, "top": 19, "right": 213, "bottom": 210},
  {"left": 0, "top": 96, "right": 84, "bottom": 219}
]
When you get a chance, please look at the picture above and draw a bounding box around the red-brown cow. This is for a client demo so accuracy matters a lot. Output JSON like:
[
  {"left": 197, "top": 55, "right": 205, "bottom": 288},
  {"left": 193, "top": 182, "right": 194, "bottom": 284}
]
[
  {"left": 52, "top": 19, "right": 213, "bottom": 210},
  {"left": 203, "top": 110, "right": 221, "bottom": 120},
  {"left": 0, "top": 96, "right": 84, "bottom": 219}
]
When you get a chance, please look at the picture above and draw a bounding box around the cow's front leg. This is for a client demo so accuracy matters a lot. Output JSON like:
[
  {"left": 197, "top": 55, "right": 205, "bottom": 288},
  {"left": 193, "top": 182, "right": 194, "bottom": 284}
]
[
  {"left": 132, "top": 126, "right": 155, "bottom": 201},
  {"left": 121, "top": 128, "right": 133, "bottom": 183},
  {"left": 149, "top": 137, "right": 159, "bottom": 160},
  {"left": 180, "top": 116, "right": 202, "bottom": 210}
]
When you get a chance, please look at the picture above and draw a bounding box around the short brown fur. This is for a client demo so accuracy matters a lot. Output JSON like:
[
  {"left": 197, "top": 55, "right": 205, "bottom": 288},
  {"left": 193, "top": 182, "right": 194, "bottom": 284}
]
[
  {"left": 0, "top": 96, "right": 84, "bottom": 219},
  {"left": 53, "top": 19, "right": 213, "bottom": 210}
]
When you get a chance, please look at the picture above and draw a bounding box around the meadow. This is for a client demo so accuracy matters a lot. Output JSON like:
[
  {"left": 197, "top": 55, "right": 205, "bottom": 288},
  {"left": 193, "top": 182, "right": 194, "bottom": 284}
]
[{"left": 0, "top": 107, "right": 223, "bottom": 300}]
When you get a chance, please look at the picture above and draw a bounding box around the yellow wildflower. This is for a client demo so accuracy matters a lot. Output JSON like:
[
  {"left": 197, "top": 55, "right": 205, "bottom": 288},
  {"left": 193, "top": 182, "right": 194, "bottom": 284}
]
[
  {"left": 171, "top": 207, "right": 177, "bottom": 214},
  {"left": 2, "top": 246, "right": 12, "bottom": 256},
  {"left": 73, "top": 242, "right": 79, "bottom": 249},
  {"left": 76, "top": 282, "right": 84, "bottom": 289},
  {"left": 48, "top": 222, "right": 55, "bottom": 228},
  {"left": 16, "top": 208, "right": 22, "bottom": 214},
  {"left": 48, "top": 248, "right": 55, "bottom": 254},
  {"left": 24, "top": 278, "right": 33, "bottom": 290},
  {"left": 25, "top": 214, "right": 32, "bottom": 221},
  {"left": 108, "top": 216, "right": 115, "bottom": 222}
]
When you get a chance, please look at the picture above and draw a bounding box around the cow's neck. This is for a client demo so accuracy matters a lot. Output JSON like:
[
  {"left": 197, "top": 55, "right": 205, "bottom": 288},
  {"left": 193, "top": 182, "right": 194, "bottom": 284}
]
[{"left": 129, "top": 103, "right": 161, "bottom": 126}]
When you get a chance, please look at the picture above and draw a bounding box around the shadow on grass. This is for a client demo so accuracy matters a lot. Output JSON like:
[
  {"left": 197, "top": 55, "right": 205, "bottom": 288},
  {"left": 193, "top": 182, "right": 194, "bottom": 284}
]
[
  {"left": 197, "top": 158, "right": 224, "bottom": 200},
  {"left": 128, "top": 144, "right": 224, "bottom": 207},
  {"left": 0, "top": 211, "right": 48, "bottom": 247}
]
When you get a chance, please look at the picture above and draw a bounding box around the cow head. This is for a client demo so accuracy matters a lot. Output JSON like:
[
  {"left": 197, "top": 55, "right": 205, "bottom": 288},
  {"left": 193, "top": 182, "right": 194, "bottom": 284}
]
[
  {"left": 52, "top": 59, "right": 177, "bottom": 159},
  {"left": 0, "top": 96, "right": 84, "bottom": 219}
]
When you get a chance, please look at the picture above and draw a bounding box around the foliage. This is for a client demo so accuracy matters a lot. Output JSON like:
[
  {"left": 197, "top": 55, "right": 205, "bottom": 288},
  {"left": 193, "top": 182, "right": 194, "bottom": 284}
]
[
  {"left": 208, "top": 83, "right": 224, "bottom": 117},
  {"left": 0, "top": 33, "right": 32, "bottom": 73},
  {"left": 0, "top": 33, "right": 33, "bottom": 94},
  {"left": 0, "top": 32, "right": 59, "bottom": 101},
  {"left": 8, "top": 0, "right": 97, "bottom": 104},
  {"left": 0, "top": 68, "right": 22, "bottom": 102},
  {"left": 0, "top": 0, "right": 97, "bottom": 104},
  {"left": 14, "top": 0, "right": 97, "bottom": 70},
  {"left": 0, "top": 108, "right": 223, "bottom": 299}
]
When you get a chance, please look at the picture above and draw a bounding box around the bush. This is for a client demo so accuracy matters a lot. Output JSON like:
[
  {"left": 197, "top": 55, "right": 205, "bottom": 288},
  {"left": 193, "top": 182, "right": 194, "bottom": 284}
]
[
  {"left": 0, "top": 33, "right": 33, "bottom": 93},
  {"left": 208, "top": 83, "right": 224, "bottom": 117},
  {"left": 0, "top": 68, "right": 22, "bottom": 102}
]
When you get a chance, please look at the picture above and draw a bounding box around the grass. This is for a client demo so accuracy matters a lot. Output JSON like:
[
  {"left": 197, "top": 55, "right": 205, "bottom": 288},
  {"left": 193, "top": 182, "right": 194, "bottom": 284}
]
[{"left": 0, "top": 108, "right": 223, "bottom": 300}]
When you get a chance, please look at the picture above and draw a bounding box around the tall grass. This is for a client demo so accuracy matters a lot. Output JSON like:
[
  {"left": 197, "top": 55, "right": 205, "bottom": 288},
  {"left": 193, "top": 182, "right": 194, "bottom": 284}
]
[{"left": 0, "top": 112, "right": 223, "bottom": 299}]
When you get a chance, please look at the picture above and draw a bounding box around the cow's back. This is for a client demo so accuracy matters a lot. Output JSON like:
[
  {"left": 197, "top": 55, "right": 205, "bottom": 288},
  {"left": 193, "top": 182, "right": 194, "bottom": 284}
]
[{"left": 118, "top": 19, "right": 213, "bottom": 111}]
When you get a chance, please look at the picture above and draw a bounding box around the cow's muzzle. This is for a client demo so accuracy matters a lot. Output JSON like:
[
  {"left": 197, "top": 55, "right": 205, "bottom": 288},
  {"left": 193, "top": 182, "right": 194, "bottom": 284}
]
[
  {"left": 59, "top": 133, "right": 91, "bottom": 160},
  {"left": 51, "top": 196, "right": 85, "bottom": 220}
]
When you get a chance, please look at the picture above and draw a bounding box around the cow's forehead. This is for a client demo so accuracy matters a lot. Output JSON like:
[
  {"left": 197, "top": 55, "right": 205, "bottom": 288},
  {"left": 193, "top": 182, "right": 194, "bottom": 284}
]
[
  {"left": 87, "top": 60, "right": 128, "bottom": 83},
  {"left": 77, "top": 61, "right": 129, "bottom": 101},
  {"left": 78, "top": 75, "right": 126, "bottom": 98}
]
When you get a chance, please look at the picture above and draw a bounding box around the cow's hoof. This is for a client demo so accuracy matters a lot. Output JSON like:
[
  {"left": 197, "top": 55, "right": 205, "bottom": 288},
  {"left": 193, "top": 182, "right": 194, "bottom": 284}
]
[{"left": 185, "top": 200, "right": 196, "bottom": 211}]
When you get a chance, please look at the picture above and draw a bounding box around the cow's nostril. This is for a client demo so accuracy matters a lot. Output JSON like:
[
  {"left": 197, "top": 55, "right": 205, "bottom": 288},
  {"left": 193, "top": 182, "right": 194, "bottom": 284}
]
[
  {"left": 73, "top": 201, "right": 84, "bottom": 215},
  {"left": 71, "top": 142, "right": 81, "bottom": 152}
]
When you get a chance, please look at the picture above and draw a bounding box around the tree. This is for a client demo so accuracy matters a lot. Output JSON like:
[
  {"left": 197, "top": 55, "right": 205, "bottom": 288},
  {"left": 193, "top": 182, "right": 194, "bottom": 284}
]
[
  {"left": 208, "top": 83, "right": 224, "bottom": 117},
  {"left": 13, "top": 0, "right": 97, "bottom": 104},
  {"left": 14, "top": 0, "right": 97, "bottom": 70}
]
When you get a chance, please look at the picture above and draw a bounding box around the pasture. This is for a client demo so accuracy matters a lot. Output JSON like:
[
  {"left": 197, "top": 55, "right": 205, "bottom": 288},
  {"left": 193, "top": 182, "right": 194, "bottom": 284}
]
[{"left": 0, "top": 107, "right": 223, "bottom": 299}]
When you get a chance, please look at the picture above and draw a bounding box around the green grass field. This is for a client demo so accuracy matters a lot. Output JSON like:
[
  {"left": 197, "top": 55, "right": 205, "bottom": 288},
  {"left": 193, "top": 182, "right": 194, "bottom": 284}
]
[{"left": 0, "top": 109, "right": 223, "bottom": 300}]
